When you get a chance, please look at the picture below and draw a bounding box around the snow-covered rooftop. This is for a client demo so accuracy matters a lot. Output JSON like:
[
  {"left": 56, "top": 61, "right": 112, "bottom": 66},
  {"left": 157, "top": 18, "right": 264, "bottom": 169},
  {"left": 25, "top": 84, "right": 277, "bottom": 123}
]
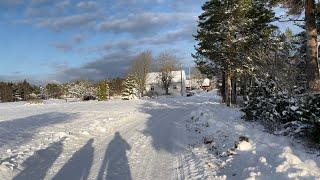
[{"left": 146, "top": 70, "right": 186, "bottom": 85}]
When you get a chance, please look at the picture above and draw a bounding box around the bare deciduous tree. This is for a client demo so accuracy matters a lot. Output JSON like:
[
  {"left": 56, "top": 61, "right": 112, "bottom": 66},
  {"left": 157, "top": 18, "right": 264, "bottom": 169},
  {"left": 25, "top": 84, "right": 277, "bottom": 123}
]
[
  {"left": 130, "top": 51, "right": 152, "bottom": 96},
  {"left": 155, "top": 52, "right": 181, "bottom": 95}
]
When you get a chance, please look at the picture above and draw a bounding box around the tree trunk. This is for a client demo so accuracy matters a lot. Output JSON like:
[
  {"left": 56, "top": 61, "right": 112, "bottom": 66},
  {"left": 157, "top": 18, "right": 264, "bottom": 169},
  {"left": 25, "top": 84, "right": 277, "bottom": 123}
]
[
  {"left": 226, "top": 71, "right": 232, "bottom": 107},
  {"left": 305, "top": 0, "right": 320, "bottom": 91},
  {"left": 231, "top": 75, "right": 237, "bottom": 104},
  {"left": 221, "top": 71, "right": 226, "bottom": 102},
  {"left": 242, "top": 75, "right": 248, "bottom": 101}
]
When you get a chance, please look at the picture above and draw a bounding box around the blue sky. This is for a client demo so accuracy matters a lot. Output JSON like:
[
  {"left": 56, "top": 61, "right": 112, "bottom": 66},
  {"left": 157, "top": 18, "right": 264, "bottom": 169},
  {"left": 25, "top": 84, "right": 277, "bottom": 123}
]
[{"left": 0, "top": 0, "right": 300, "bottom": 84}]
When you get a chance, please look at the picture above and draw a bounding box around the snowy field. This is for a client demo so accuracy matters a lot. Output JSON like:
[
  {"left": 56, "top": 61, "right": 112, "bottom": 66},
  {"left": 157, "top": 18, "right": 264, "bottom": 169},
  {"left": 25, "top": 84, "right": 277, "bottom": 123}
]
[{"left": 0, "top": 91, "right": 319, "bottom": 180}]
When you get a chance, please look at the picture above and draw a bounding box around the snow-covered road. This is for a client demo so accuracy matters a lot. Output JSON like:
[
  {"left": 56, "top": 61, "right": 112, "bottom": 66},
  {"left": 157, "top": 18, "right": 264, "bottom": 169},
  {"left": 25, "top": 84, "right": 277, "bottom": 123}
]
[
  {"left": 0, "top": 94, "right": 207, "bottom": 180},
  {"left": 0, "top": 91, "right": 319, "bottom": 180}
]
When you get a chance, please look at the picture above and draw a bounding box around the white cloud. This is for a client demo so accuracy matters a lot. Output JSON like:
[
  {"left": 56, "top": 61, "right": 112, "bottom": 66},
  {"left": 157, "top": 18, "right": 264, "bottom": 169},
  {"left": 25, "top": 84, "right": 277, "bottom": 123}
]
[
  {"left": 1, "top": 0, "right": 204, "bottom": 82},
  {"left": 38, "top": 12, "right": 100, "bottom": 31},
  {"left": 77, "top": 1, "right": 97, "bottom": 9},
  {"left": 97, "top": 12, "right": 197, "bottom": 36}
]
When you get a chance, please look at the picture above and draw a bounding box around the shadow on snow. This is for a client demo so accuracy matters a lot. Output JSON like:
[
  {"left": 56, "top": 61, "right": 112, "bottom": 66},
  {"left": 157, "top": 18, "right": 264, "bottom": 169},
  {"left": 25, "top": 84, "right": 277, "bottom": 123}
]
[
  {"left": 13, "top": 132, "right": 133, "bottom": 180},
  {"left": 53, "top": 138, "right": 94, "bottom": 180},
  {"left": 186, "top": 98, "right": 320, "bottom": 179},
  {"left": 13, "top": 139, "right": 65, "bottom": 180},
  {"left": 97, "top": 132, "right": 132, "bottom": 180},
  {"left": 0, "top": 112, "right": 79, "bottom": 148},
  {"left": 140, "top": 97, "right": 205, "bottom": 154}
]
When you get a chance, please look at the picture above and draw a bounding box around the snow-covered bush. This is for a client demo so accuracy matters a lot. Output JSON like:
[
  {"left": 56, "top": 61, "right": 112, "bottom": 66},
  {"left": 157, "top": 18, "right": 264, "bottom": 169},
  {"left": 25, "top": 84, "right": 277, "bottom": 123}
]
[
  {"left": 66, "top": 81, "right": 97, "bottom": 100},
  {"left": 296, "top": 94, "right": 320, "bottom": 141},
  {"left": 242, "top": 78, "right": 320, "bottom": 143},
  {"left": 122, "top": 75, "right": 139, "bottom": 100},
  {"left": 273, "top": 94, "right": 320, "bottom": 142},
  {"left": 242, "top": 77, "right": 279, "bottom": 130}
]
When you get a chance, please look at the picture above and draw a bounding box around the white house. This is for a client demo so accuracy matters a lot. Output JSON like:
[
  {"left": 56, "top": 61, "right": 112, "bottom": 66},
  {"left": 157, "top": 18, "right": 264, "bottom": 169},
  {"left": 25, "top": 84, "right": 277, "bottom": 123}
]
[
  {"left": 145, "top": 70, "right": 186, "bottom": 96},
  {"left": 186, "top": 79, "right": 201, "bottom": 90},
  {"left": 186, "top": 78, "right": 212, "bottom": 90},
  {"left": 202, "top": 78, "right": 211, "bottom": 90}
]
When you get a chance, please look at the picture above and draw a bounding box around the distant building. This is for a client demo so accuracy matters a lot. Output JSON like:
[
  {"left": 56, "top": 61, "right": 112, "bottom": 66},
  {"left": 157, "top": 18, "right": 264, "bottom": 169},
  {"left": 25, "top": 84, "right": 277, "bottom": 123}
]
[
  {"left": 185, "top": 79, "right": 201, "bottom": 90},
  {"left": 186, "top": 78, "right": 212, "bottom": 91},
  {"left": 185, "top": 80, "right": 192, "bottom": 91},
  {"left": 202, "top": 78, "right": 212, "bottom": 91},
  {"left": 145, "top": 70, "right": 186, "bottom": 96}
]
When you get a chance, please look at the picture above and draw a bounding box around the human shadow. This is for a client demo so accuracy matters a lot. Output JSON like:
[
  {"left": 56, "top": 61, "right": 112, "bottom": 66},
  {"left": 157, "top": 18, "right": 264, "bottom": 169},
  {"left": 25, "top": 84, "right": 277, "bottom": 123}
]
[
  {"left": 0, "top": 112, "right": 79, "bottom": 148},
  {"left": 13, "top": 139, "right": 64, "bottom": 180},
  {"left": 97, "top": 132, "right": 132, "bottom": 180},
  {"left": 53, "top": 138, "right": 94, "bottom": 180}
]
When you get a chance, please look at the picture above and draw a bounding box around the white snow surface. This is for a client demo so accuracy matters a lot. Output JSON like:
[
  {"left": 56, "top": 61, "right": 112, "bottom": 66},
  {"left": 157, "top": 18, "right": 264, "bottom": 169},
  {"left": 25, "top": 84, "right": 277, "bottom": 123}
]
[{"left": 0, "top": 90, "right": 319, "bottom": 180}]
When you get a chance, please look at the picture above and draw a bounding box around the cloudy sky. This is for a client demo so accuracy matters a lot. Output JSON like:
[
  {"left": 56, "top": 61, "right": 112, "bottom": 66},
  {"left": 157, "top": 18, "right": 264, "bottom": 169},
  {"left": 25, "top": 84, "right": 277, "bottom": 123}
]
[
  {"left": 0, "top": 0, "right": 299, "bottom": 84},
  {"left": 0, "top": 0, "right": 207, "bottom": 83}
]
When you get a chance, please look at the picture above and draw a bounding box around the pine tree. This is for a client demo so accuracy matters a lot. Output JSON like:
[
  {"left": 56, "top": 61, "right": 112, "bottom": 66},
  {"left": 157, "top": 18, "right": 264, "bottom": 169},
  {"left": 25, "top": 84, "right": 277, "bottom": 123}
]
[
  {"left": 270, "top": 0, "right": 320, "bottom": 91},
  {"left": 19, "top": 80, "right": 32, "bottom": 101},
  {"left": 97, "top": 80, "right": 109, "bottom": 101},
  {"left": 122, "top": 75, "right": 138, "bottom": 100},
  {"left": 0, "top": 82, "right": 14, "bottom": 102},
  {"left": 46, "top": 83, "right": 63, "bottom": 99},
  {"left": 194, "top": 0, "right": 276, "bottom": 106}
]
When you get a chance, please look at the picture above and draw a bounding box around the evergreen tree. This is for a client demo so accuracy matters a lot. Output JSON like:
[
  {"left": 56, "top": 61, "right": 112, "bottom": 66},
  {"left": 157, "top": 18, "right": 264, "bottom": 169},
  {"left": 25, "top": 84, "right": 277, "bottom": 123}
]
[
  {"left": 0, "top": 82, "right": 14, "bottom": 102},
  {"left": 18, "top": 80, "right": 32, "bottom": 101},
  {"left": 97, "top": 80, "right": 109, "bottom": 101},
  {"left": 46, "top": 83, "right": 63, "bottom": 99},
  {"left": 0, "top": 80, "right": 40, "bottom": 102},
  {"left": 194, "top": 0, "right": 276, "bottom": 106},
  {"left": 271, "top": 0, "right": 320, "bottom": 90},
  {"left": 122, "top": 75, "right": 138, "bottom": 100}
]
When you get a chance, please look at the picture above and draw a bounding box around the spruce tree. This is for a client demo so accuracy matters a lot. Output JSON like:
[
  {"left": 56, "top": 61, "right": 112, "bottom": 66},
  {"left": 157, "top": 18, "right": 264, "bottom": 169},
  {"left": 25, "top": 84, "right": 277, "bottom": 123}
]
[
  {"left": 194, "top": 0, "right": 276, "bottom": 106},
  {"left": 122, "top": 75, "right": 138, "bottom": 100},
  {"left": 97, "top": 80, "right": 109, "bottom": 101}
]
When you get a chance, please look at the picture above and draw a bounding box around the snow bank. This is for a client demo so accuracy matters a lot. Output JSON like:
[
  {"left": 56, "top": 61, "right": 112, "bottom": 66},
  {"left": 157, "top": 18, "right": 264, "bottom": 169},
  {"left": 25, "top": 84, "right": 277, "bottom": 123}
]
[{"left": 185, "top": 91, "right": 320, "bottom": 179}]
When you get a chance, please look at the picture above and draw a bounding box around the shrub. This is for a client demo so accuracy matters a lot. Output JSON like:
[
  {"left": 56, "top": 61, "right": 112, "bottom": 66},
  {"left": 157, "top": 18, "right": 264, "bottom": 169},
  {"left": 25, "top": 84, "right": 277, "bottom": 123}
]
[
  {"left": 242, "top": 78, "right": 320, "bottom": 144},
  {"left": 297, "top": 94, "right": 320, "bottom": 142}
]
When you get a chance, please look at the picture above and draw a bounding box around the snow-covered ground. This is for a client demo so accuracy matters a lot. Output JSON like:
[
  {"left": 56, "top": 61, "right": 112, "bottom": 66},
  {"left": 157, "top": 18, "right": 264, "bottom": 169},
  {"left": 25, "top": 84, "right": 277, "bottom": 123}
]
[
  {"left": 185, "top": 91, "right": 320, "bottom": 179},
  {"left": 0, "top": 91, "right": 319, "bottom": 180}
]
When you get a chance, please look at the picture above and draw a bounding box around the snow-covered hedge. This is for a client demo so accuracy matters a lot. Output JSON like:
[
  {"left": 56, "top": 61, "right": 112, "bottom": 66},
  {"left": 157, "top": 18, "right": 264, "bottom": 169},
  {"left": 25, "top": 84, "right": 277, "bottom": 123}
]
[
  {"left": 66, "top": 81, "right": 97, "bottom": 100},
  {"left": 242, "top": 78, "right": 320, "bottom": 143}
]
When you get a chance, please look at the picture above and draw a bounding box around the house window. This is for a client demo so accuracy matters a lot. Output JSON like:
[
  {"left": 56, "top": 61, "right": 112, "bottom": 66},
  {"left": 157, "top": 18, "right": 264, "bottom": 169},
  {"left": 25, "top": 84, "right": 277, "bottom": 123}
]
[
  {"left": 151, "top": 86, "right": 155, "bottom": 91},
  {"left": 173, "top": 85, "right": 177, "bottom": 90}
]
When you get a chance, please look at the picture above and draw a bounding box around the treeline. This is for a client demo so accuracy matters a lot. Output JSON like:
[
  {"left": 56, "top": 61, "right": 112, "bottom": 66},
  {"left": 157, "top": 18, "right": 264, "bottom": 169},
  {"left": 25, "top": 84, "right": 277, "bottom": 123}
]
[
  {"left": 0, "top": 50, "right": 186, "bottom": 102},
  {"left": 194, "top": 0, "right": 320, "bottom": 143},
  {"left": 0, "top": 80, "right": 39, "bottom": 102},
  {"left": 0, "top": 78, "right": 125, "bottom": 103}
]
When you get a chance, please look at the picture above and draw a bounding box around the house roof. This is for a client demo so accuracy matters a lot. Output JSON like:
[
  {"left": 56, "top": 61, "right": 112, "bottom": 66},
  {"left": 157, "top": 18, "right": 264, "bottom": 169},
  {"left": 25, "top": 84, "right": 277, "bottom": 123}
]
[{"left": 146, "top": 70, "right": 186, "bottom": 85}]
